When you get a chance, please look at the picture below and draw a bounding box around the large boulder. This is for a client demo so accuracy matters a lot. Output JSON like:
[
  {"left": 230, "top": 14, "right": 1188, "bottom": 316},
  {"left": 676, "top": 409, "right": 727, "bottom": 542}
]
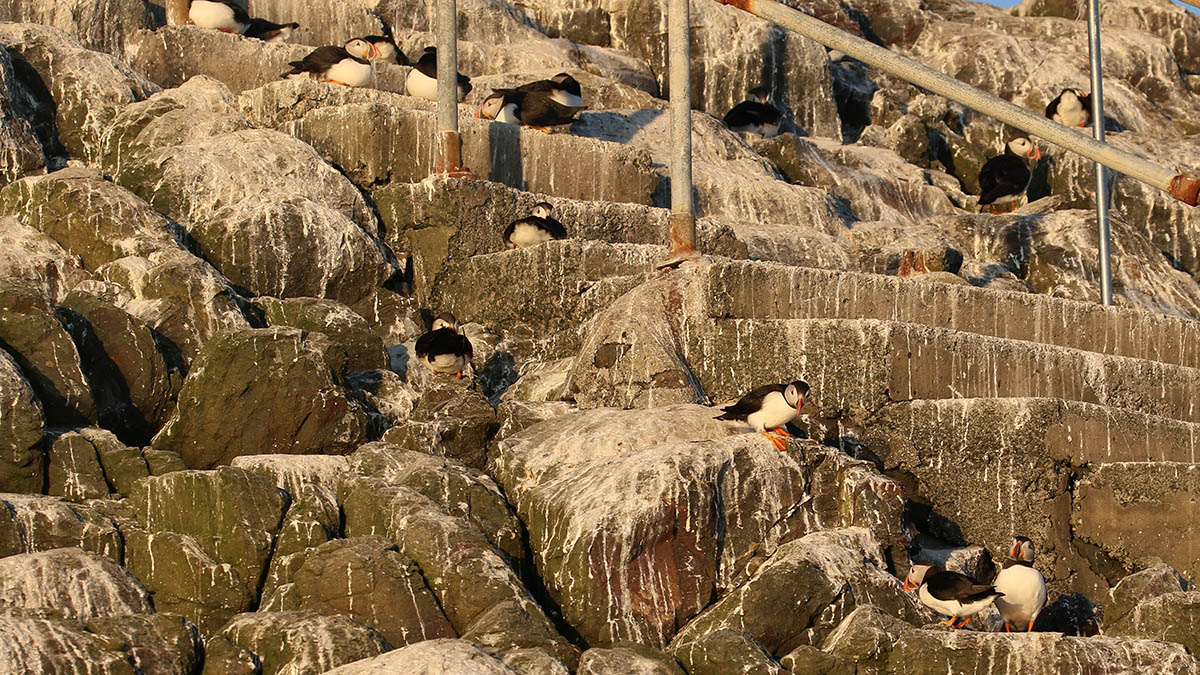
[
  {"left": 0, "top": 615, "right": 147, "bottom": 674},
  {"left": 0, "top": 47, "right": 44, "bottom": 187},
  {"left": 0, "top": 0, "right": 153, "bottom": 58},
  {"left": 254, "top": 296, "right": 389, "bottom": 373},
  {"left": 0, "top": 217, "right": 90, "bottom": 303},
  {"left": 325, "top": 639, "right": 518, "bottom": 675},
  {"left": 0, "top": 547, "right": 152, "bottom": 620},
  {"left": 0, "top": 494, "right": 122, "bottom": 561},
  {"left": 380, "top": 380, "right": 498, "bottom": 470},
  {"left": 215, "top": 610, "right": 392, "bottom": 675},
  {"left": 151, "top": 328, "right": 369, "bottom": 469},
  {"left": 0, "top": 350, "right": 45, "bottom": 494},
  {"left": 85, "top": 613, "right": 203, "bottom": 675},
  {"left": 126, "top": 26, "right": 314, "bottom": 94}
]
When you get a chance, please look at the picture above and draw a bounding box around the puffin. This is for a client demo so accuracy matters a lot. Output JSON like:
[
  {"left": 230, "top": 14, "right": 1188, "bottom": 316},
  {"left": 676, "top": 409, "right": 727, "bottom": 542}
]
[
  {"left": 243, "top": 18, "right": 299, "bottom": 43},
  {"left": 414, "top": 312, "right": 473, "bottom": 379},
  {"left": 504, "top": 202, "right": 568, "bottom": 248},
  {"left": 188, "top": 0, "right": 250, "bottom": 33},
  {"left": 978, "top": 137, "right": 1041, "bottom": 214},
  {"left": 282, "top": 40, "right": 374, "bottom": 87},
  {"left": 1045, "top": 89, "right": 1091, "bottom": 128},
  {"left": 723, "top": 87, "right": 783, "bottom": 137},
  {"left": 477, "top": 89, "right": 586, "bottom": 132},
  {"left": 904, "top": 563, "right": 1004, "bottom": 629},
  {"left": 992, "top": 536, "right": 1047, "bottom": 633},
  {"left": 715, "top": 381, "right": 810, "bottom": 451},
  {"left": 405, "top": 47, "right": 472, "bottom": 102},
  {"left": 357, "top": 35, "right": 408, "bottom": 65},
  {"left": 516, "top": 73, "right": 584, "bottom": 107}
]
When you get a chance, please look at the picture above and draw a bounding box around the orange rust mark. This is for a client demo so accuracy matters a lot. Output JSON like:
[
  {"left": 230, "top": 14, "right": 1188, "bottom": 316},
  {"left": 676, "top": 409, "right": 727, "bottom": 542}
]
[
  {"left": 714, "top": 0, "right": 753, "bottom": 11},
  {"left": 434, "top": 130, "right": 475, "bottom": 178},
  {"left": 1169, "top": 172, "right": 1200, "bottom": 207}
]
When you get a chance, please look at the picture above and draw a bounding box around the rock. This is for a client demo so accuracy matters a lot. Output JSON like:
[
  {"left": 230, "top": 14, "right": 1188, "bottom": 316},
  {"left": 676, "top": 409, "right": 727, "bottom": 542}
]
[
  {"left": 248, "top": 0, "right": 384, "bottom": 50},
  {"left": 671, "top": 529, "right": 929, "bottom": 661},
  {"left": 126, "top": 27, "right": 312, "bottom": 93},
  {"left": 779, "top": 645, "right": 851, "bottom": 675},
  {"left": 0, "top": 23, "right": 158, "bottom": 163},
  {"left": 0, "top": 614, "right": 143, "bottom": 674},
  {"left": 229, "top": 454, "right": 349, "bottom": 500},
  {"left": 670, "top": 629, "right": 779, "bottom": 675},
  {"left": 0, "top": 0, "right": 153, "bottom": 58},
  {"left": 345, "top": 369, "right": 419, "bottom": 433},
  {"left": 46, "top": 430, "right": 111, "bottom": 500},
  {"left": 578, "top": 647, "right": 684, "bottom": 675},
  {"left": 1108, "top": 564, "right": 1190, "bottom": 627},
  {"left": 0, "top": 279, "right": 95, "bottom": 426},
  {"left": 0, "top": 217, "right": 91, "bottom": 303},
  {"left": 0, "top": 547, "right": 152, "bottom": 620},
  {"left": 0, "top": 349, "right": 45, "bottom": 494},
  {"left": 501, "top": 648, "right": 571, "bottom": 675},
  {"left": 86, "top": 613, "right": 203, "bottom": 675},
  {"left": 821, "top": 605, "right": 917, "bottom": 671},
  {"left": 0, "top": 48, "right": 44, "bottom": 187},
  {"left": 324, "top": 638, "right": 517, "bottom": 674},
  {"left": 263, "top": 536, "right": 456, "bottom": 649},
  {"left": 202, "top": 635, "right": 260, "bottom": 675},
  {"left": 254, "top": 296, "right": 389, "bottom": 373},
  {"left": 0, "top": 494, "right": 122, "bottom": 560},
  {"left": 349, "top": 288, "right": 422, "bottom": 346},
  {"left": 215, "top": 611, "right": 392, "bottom": 675},
  {"left": 259, "top": 483, "right": 340, "bottom": 601},
  {"left": 380, "top": 380, "right": 498, "bottom": 470},
  {"left": 151, "top": 328, "right": 369, "bottom": 469},
  {"left": 1107, "top": 590, "right": 1200, "bottom": 656}
]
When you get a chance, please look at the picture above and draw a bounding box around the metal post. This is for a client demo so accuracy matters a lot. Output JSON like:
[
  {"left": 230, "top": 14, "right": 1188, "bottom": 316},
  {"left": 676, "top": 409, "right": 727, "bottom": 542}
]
[
  {"left": 434, "top": 0, "right": 471, "bottom": 177},
  {"left": 712, "top": 0, "right": 1200, "bottom": 206},
  {"left": 1088, "top": 0, "right": 1114, "bottom": 306},
  {"left": 1175, "top": 0, "right": 1200, "bottom": 9},
  {"left": 662, "top": 0, "right": 700, "bottom": 268}
]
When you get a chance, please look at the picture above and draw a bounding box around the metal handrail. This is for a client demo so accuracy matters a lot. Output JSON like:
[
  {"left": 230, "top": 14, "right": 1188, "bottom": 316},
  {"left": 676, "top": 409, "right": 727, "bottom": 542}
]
[
  {"left": 662, "top": 0, "right": 700, "bottom": 267},
  {"left": 435, "top": 0, "right": 471, "bottom": 176},
  {"left": 1087, "top": 0, "right": 1113, "bottom": 305},
  {"left": 712, "top": 0, "right": 1200, "bottom": 207}
]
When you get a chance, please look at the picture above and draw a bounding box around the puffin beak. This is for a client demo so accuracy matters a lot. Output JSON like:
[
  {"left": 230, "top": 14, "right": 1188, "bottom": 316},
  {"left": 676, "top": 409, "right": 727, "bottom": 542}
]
[
  {"left": 902, "top": 579, "right": 913, "bottom": 592},
  {"left": 1011, "top": 544, "right": 1020, "bottom": 559},
  {"left": 1031, "top": 146, "right": 1042, "bottom": 161},
  {"left": 371, "top": 43, "right": 381, "bottom": 60},
  {"left": 797, "top": 396, "right": 805, "bottom": 415}
]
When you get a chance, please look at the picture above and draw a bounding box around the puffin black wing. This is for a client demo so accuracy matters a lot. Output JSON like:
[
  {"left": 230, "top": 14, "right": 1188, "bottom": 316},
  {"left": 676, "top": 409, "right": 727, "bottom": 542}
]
[
  {"left": 723, "top": 101, "right": 782, "bottom": 129},
  {"left": 716, "top": 383, "right": 788, "bottom": 421},
  {"left": 516, "top": 92, "right": 586, "bottom": 127},
  {"left": 977, "top": 154, "right": 1030, "bottom": 206},
  {"left": 1044, "top": 95, "right": 1061, "bottom": 121},
  {"left": 552, "top": 73, "right": 582, "bottom": 97},
  {"left": 284, "top": 46, "right": 352, "bottom": 77},
  {"left": 415, "top": 328, "right": 472, "bottom": 362},
  {"left": 516, "top": 79, "right": 557, "bottom": 94},
  {"left": 542, "top": 216, "right": 568, "bottom": 239},
  {"left": 926, "top": 570, "right": 1003, "bottom": 603},
  {"left": 244, "top": 17, "right": 299, "bottom": 41},
  {"left": 415, "top": 47, "right": 471, "bottom": 90}
]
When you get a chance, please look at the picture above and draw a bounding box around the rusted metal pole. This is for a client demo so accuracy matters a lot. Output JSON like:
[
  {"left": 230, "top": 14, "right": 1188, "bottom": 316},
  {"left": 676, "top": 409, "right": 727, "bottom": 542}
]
[
  {"left": 1087, "top": 0, "right": 1114, "bottom": 306},
  {"left": 661, "top": 0, "right": 700, "bottom": 268},
  {"left": 1175, "top": 0, "right": 1200, "bottom": 10},
  {"left": 434, "top": 0, "right": 471, "bottom": 177},
  {"left": 712, "top": 0, "right": 1200, "bottom": 207}
]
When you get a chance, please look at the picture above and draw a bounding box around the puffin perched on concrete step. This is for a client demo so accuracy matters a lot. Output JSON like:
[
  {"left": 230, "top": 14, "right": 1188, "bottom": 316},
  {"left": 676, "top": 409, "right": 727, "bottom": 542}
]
[
  {"left": 414, "top": 312, "right": 473, "bottom": 378},
  {"left": 904, "top": 563, "right": 1003, "bottom": 629},
  {"left": 406, "top": 47, "right": 472, "bottom": 101},
  {"left": 189, "top": 0, "right": 251, "bottom": 34},
  {"left": 504, "top": 202, "right": 568, "bottom": 249},
  {"left": 993, "top": 536, "right": 1047, "bottom": 632},
  {"left": 1045, "top": 88, "right": 1091, "bottom": 128},
  {"left": 723, "top": 87, "right": 783, "bottom": 137},
  {"left": 715, "top": 381, "right": 810, "bottom": 451},
  {"left": 282, "top": 40, "right": 374, "bottom": 87},
  {"left": 243, "top": 18, "right": 299, "bottom": 43},
  {"left": 477, "top": 89, "right": 587, "bottom": 132},
  {"left": 356, "top": 35, "right": 408, "bottom": 65},
  {"left": 516, "top": 73, "right": 584, "bottom": 107},
  {"left": 978, "top": 138, "right": 1041, "bottom": 214}
]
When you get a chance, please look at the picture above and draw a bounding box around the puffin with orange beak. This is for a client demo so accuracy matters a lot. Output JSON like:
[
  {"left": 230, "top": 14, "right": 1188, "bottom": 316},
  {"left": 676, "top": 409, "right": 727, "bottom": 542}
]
[
  {"left": 715, "top": 381, "right": 810, "bottom": 451},
  {"left": 355, "top": 35, "right": 407, "bottom": 65},
  {"left": 283, "top": 39, "right": 373, "bottom": 87},
  {"left": 978, "top": 137, "right": 1041, "bottom": 214},
  {"left": 405, "top": 47, "right": 472, "bottom": 101},
  {"left": 904, "top": 563, "right": 1003, "bottom": 629},
  {"left": 993, "top": 536, "right": 1047, "bottom": 632},
  {"left": 1045, "top": 88, "right": 1091, "bottom": 128}
]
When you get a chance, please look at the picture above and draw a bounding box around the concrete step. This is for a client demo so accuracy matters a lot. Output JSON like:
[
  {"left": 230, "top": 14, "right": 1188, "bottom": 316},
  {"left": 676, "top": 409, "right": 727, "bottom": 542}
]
[{"left": 860, "top": 397, "right": 1200, "bottom": 598}]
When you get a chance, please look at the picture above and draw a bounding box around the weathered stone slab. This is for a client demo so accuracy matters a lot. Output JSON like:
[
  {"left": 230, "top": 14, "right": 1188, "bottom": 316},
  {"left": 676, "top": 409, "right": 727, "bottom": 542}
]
[
  {"left": 0, "top": 548, "right": 152, "bottom": 620},
  {"left": 0, "top": 350, "right": 45, "bottom": 494},
  {"left": 216, "top": 611, "right": 392, "bottom": 675}
]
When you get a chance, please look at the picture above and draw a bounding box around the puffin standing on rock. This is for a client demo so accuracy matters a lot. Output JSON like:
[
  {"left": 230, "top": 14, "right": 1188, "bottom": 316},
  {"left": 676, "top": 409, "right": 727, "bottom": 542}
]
[
  {"left": 477, "top": 89, "right": 587, "bottom": 132},
  {"left": 993, "top": 536, "right": 1047, "bottom": 632},
  {"left": 188, "top": 0, "right": 251, "bottom": 33},
  {"left": 516, "top": 73, "right": 584, "bottom": 107},
  {"left": 504, "top": 202, "right": 568, "bottom": 248},
  {"left": 1045, "top": 88, "right": 1092, "bottom": 128},
  {"left": 904, "top": 563, "right": 1004, "bottom": 629},
  {"left": 406, "top": 47, "right": 472, "bottom": 101},
  {"left": 715, "top": 381, "right": 810, "bottom": 451},
  {"left": 723, "top": 87, "right": 784, "bottom": 137},
  {"left": 978, "top": 137, "right": 1041, "bottom": 214},
  {"left": 282, "top": 39, "right": 374, "bottom": 87},
  {"left": 414, "top": 312, "right": 473, "bottom": 379}
]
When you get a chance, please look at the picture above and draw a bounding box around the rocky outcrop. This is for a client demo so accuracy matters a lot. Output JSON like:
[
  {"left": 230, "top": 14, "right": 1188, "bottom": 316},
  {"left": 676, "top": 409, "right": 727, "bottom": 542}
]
[
  {"left": 0, "top": 494, "right": 122, "bottom": 560},
  {"left": 0, "top": 217, "right": 90, "bottom": 303},
  {"left": 0, "top": 48, "right": 45, "bottom": 187},
  {"left": 215, "top": 610, "right": 392, "bottom": 675},
  {"left": 0, "top": 351, "right": 45, "bottom": 494},
  {"left": 254, "top": 297, "right": 390, "bottom": 373},
  {"left": 0, "top": 547, "right": 152, "bottom": 620},
  {"left": 0, "top": 0, "right": 153, "bottom": 58},
  {"left": 325, "top": 638, "right": 517, "bottom": 674}
]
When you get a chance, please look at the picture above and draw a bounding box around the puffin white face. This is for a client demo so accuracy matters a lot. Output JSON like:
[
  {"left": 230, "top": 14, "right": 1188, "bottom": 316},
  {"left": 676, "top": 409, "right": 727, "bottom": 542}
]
[
  {"left": 1008, "top": 137, "right": 1041, "bottom": 160},
  {"left": 532, "top": 202, "right": 553, "bottom": 219},
  {"left": 1011, "top": 537, "right": 1035, "bottom": 562},
  {"left": 478, "top": 95, "right": 506, "bottom": 120},
  {"left": 783, "top": 380, "right": 810, "bottom": 412},
  {"left": 903, "top": 563, "right": 935, "bottom": 591},
  {"left": 344, "top": 39, "right": 373, "bottom": 61},
  {"left": 749, "top": 87, "right": 771, "bottom": 104},
  {"left": 431, "top": 312, "right": 459, "bottom": 332}
]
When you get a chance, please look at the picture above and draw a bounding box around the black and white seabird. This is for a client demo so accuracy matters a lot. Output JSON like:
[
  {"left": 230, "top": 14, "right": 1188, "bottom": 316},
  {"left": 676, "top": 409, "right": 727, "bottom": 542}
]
[
  {"left": 993, "top": 536, "right": 1047, "bottom": 633},
  {"left": 189, "top": 0, "right": 251, "bottom": 34},
  {"left": 904, "top": 563, "right": 1003, "bottom": 629},
  {"left": 723, "top": 87, "right": 783, "bottom": 137},
  {"left": 243, "top": 18, "right": 299, "bottom": 43},
  {"left": 1045, "top": 88, "right": 1091, "bottom": 128},
  {"left": 355, "top": 35, "right": 408, "bottom": 65},
  {"left": 504, "top": 202, "right": 568, "bottom": 249},
  {"left": 978, "top": 137, "right": 1041, "bottom": 214},
  {"left": 282, "top": 40, "right": 374, "bottom": 87},
  {"left": 477, "top": 89, "right": 586, "bottom": 132},
  {"left": 715, "top": 381, "right": 810, "bottom": 451},
  {"left": 405, "top": 47, "right": 472, "bottom": 101},
  {"left": 414, "top": 312, "right": 473, "bottom": 379},
  {"left": 516, "top": 73, "right": 584, "bottom": 108}
]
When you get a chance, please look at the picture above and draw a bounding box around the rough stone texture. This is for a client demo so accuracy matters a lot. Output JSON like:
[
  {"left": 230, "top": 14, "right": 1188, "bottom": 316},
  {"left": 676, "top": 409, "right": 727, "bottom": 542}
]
[
  {"left": 259, "top": 483, "right": 340, "bottom": 602},
  {"left": 0, "top": 217, "right": 91, "bottom": 304},
  {"left": 0, "top": 349, "right": 45, "bottom": 494},
  {"left": 216, "top": 611, "right": 392, "bottom": 675},
  {"left": 126, "top": 27, "right": 312, "bottom": 94},
  {"left": 381, "top": 381, "right": 498, "bottom": 470},
  {"left": 202, "top": 635, "right": 259, "bottom": 675},
  {"left": 1107, "top": 564, "right": 1190, "bottom": 628},
  {"left": 0, "top": 548, "right": 152, "bottom": 620},
  {"left": 86, "top": 613, "right": 203, "bottom": 675},
  {"left": 325, "top": 638, "right": 518, "bottom": 674},
  {"left": 263, "top": 536, "right": 455, "bottom": 649},
  {"left": 254, "top": 297, "right": 389, "bottom": 373},
  {"left": 151, "top": 328, "right": 369, "bottom": 469},
  {"left": 46, "top": 430, "right": 111, "bottom": 501},
  {"left": 0, "top": 47, "right": 45, "bottom": 188},
  {"left": 0, "top": 494, "right": 122, "bottom": 561},
  {"left": 0, "top": 0, "right": 153, "bottom": 58},
  {"left": 577, "top": 647, "right": 683, "bottom": 675},
  {"left": 492, "top": 405, "right": 908, "bottom": 648},
  {"left": 249, "top": 0, "right": 385, "bottom": 50},
  {"left": 0, "top": 614, "right": 143, "bottom": 674}
]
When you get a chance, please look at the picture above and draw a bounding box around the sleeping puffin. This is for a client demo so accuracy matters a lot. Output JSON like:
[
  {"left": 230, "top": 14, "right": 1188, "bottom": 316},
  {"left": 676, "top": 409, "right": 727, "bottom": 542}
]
[
  {"left": 414, "top": 312, "right": 473, "bottom": 379},
  {"left": 477, "top": 89, "right": 586, "bottom": 132},
  {"left": 993, "top": 536, "right": 1047, "bottom": 633},
  {"left": 405, "top": 47, "right": 472, "bottom": 101},
  {"left": 904, "top": 563, "right": 1003, "bottom": 629},
  {"left": 1045, "top": 89, "right": 1091, "bottom": 128},
  {"left": 723, "top": 87, "right": 783, "bottom": 137},
  {"left": 516, "top": 73, "right": 584, "bottom": 107},
  {"left": 715, "top": 381, "right": 810, "bottom": 451},
  {"left": 978, "top": 137, "right": 1041, "bottom": 213},
  {"left": 504, "top": 202, "right": 568, "bottom": 248},
  {"left": 282, "top": 40, "right": 374, "bottom": 87},
  {"left": 243, "top": 18, "right": 299, "bottom": 43},
  {"left": 188, "top": 0, "right": 250, "bottom": 33}
]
